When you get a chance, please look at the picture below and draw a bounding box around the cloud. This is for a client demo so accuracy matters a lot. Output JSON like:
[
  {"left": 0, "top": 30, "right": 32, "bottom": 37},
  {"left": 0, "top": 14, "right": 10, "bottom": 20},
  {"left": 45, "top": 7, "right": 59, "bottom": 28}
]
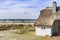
[{"left": 0, "top": 0, "right": 59, "bottom": 19}]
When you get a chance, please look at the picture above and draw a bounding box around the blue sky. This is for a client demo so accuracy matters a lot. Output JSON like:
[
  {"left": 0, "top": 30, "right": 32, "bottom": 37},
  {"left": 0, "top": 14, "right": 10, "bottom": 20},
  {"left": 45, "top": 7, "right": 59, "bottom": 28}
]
[{"left": 0, "top": 0, "right": 60, "bottom": 19}]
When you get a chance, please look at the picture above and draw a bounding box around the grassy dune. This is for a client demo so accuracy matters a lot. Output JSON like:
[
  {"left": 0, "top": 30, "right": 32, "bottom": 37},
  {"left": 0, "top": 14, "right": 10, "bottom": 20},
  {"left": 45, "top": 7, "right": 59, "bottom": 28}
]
[
  {"left": 0, "top": 23, "right": 55, "bottom": 40},
  {"left": 0, "top": 23, "right": 34, "bottom": 31},
  {"left": 0, "top": 30, "right": 54, "bottom": 40}
]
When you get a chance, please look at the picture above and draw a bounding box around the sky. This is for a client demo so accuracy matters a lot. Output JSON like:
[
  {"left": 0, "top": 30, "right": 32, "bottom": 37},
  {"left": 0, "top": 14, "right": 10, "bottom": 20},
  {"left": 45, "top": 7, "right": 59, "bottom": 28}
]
[{"left": 0, "top": 0, "right": 60, "bottom": 19}]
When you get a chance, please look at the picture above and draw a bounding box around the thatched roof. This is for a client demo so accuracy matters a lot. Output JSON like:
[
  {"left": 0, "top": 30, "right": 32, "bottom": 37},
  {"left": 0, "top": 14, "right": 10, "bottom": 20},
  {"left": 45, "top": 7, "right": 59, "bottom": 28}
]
[{"left": 35, "top": 7, "right": 60, "bottom": 26}]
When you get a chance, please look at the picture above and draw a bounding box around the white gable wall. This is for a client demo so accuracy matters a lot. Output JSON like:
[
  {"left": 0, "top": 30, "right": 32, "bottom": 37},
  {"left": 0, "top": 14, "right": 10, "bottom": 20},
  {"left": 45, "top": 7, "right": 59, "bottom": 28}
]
[{"left": 35, "top": 26, "right": 51, "bottom": 36}]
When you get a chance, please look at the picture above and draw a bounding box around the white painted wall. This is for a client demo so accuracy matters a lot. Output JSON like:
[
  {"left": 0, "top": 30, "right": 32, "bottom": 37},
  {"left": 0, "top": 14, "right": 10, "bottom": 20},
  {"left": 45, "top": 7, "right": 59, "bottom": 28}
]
[{"left": 35, "top": 26, "right": 51, "bottom": 36}]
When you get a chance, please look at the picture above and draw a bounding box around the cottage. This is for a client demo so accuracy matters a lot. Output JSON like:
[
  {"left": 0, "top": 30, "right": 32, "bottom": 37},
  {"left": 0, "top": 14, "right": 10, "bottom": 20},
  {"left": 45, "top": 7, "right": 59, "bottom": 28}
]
[{"left": 35, "top": 1, "right": 60, "bottom": 36}]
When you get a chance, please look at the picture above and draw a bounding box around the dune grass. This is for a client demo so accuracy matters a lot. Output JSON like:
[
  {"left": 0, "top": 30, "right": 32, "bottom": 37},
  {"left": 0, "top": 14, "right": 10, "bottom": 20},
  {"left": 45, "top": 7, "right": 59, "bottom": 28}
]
[
  {"left": 0, "top": 24, "right": 55, "bottom": 40},
  {"left": 0, "top": 29, "right": 55, "bottom": 40},
  {"left": 36, "top": 37, "right": 54, "bottom": 40},
  {"left": 7, "top": 29, "right": 55, "bottom": 40}
]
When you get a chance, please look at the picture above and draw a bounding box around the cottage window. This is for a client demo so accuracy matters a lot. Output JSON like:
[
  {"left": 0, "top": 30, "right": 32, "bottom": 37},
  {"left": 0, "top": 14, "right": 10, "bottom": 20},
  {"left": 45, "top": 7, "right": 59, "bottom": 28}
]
[{"left": 41, "top": 27, "right": 45, "bottom": 29}]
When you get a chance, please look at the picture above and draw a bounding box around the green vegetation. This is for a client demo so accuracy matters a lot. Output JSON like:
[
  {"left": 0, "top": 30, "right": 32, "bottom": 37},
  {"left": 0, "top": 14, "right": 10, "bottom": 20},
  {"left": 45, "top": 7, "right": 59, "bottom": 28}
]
[
  {"left": 0, "top": 24, "right": 25, "bottom": 30},
  {"left": 36, "top": 37, "right": 54, "bottom": 40},
  {"left": 0, "top": 30, "right": 54, "bottom": 40},
  {"left": 0, "top": 24, "right": 55, "bottom": 40}
]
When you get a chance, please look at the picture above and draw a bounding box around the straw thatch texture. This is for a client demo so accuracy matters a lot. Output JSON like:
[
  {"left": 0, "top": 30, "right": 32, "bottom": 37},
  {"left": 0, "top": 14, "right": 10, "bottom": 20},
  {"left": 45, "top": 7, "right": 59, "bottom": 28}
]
[{"left": 35, "top": 7, "right": 60, "bottom": 26}]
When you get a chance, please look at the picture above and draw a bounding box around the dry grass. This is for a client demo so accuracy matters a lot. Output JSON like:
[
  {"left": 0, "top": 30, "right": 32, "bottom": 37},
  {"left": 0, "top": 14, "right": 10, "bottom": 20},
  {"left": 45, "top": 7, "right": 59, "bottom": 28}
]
[
  {"left": 0, "top": 30, "right": 54, "bottom": 40},
  {"left": 0, "top": 23, "right": 34, "bottom": 31},
  {"left": 0, "top": 23, "right": 55, "bottom": 40}
]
